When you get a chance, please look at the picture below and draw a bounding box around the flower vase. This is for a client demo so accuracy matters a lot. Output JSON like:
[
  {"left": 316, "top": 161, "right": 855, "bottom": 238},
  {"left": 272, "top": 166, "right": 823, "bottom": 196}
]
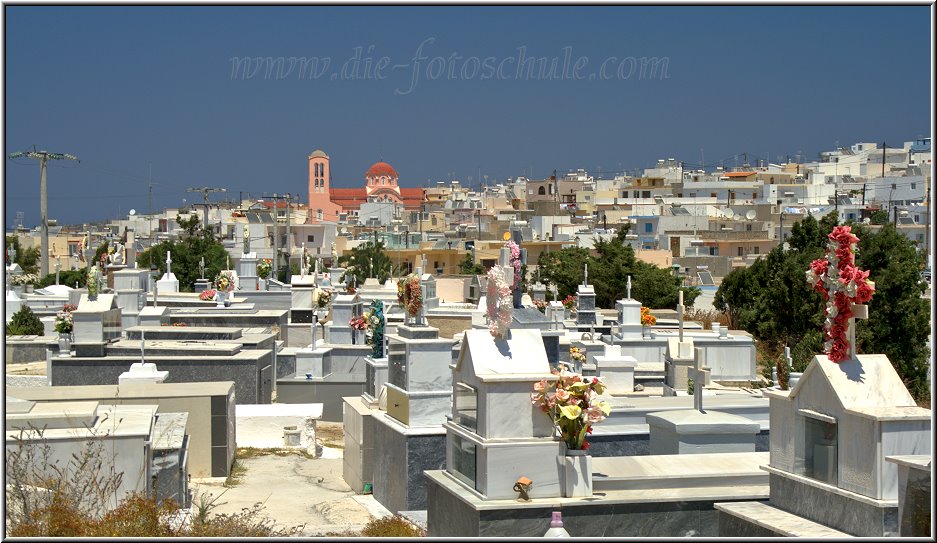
[
  {"left": 788, "top": 372, "right": 803, "bottom": 389},
  {"left": 642, "top": 325, "right": 650, "bottom": 338},
  {"left": 13, "top": 285, "right": 23, "bottom": 296},
  {"left": 563, "top": 448, "right": 593, "bottom": 498},
  {"left": 57, "top": 333, "right": 72, "bottom": 356},
  {"left": 24, "top": 284, "right": 34, "bottom": 294},
  {"left": 216, "top": 291, "right": 226, "bottom": 307}
]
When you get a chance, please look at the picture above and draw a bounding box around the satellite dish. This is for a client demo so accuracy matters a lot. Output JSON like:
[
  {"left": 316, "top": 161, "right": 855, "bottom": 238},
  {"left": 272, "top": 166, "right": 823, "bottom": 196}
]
[
  {"left": 724, "top": 208, "right": 735, "bottom": 219},
  {"left": 745, "top": 210, "right": 756, "bottom": 220},
  {"left": 129, "top": 209, "right": 136, "bottom": 216}
]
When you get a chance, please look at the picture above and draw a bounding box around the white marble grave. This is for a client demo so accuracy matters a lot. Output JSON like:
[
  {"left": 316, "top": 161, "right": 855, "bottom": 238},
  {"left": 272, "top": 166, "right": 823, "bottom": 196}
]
[
  {"left": 594, "top": 344, "right": 638, "bottom": 395},
  {"left": 445, "top": 328, "right": 563, "bottom": 500},
  {"left": 72, "top": 293, "right": 122, "bottom": 344}
]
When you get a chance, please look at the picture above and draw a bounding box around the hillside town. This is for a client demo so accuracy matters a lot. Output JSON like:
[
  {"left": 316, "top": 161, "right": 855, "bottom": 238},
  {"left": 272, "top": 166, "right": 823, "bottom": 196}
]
[{"left": 8, "top": 137, "right": 932, "bottom": 286}]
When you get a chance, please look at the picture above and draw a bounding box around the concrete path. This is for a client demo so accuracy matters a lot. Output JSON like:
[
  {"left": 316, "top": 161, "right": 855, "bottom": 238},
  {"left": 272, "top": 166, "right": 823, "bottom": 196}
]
[{"left": 191, "top": 451, "right": 392, "bottom": 536}]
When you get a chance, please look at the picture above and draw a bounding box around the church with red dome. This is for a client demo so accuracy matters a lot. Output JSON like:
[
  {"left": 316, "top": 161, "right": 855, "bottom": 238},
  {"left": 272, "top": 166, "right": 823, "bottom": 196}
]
[{"left": 307, "top": 150, "right": 424, "bottom": 223}]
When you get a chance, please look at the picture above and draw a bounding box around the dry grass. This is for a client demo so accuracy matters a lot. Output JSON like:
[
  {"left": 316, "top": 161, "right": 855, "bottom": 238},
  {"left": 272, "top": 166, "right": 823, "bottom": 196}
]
[
  {"left": 684, "top": 307, "right": 730, "bottom": 330},
  {"left": 324, "top": 514, "right": 426, "bottom": 537},
  {"left": 234, "top": 447, "right": 315, "bottom": 460},
  {"left": 317, "top": 422, "right": 345, "bottom": 449}
]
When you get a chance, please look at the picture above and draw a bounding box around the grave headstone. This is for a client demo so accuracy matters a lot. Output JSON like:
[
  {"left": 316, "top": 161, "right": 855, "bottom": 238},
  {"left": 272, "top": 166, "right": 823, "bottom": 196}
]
[
  {"left": 593, "top": 344, "right": 638, "bottom": 395},
  {"left": 156, "top": 251, "right": 179, "bottom": 293},
  {"left": 72, "top": 293, "right": 122, "bottom": 357},
  {"left": 324, "top": 292, "right": 364, "bottom": 345},
  {"left": 576, "top": 263, "right": 597, "bottom": 325}
]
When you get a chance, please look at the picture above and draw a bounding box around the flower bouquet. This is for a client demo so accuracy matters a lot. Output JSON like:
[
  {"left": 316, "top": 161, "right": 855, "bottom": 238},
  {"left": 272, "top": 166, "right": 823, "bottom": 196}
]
[
  {"left": 569, "top": 346, "right": 587, "bottom": 364},
  {"left": 87, "top": 265, "right": 101, "bottom": 298},
  {"left": 53, "top": 303, "right": 77, "bottom": 334},
  {"left": 215, "top": 271, "right": 235, "bottom": 292},
  {"left": 640, "top": 306, "right": 656, "bottom": 326},
  {"left": 486, "top": 265, "right": 513, "bottom": 338},
  {"left": 10, "top": 273, "right": 39, "bottom": 286},
  {"left": 256, "top": 258, "right": 272, "bottom": 279},
  {"left": 531, "top": 369, "right": 611, "bottom": 451},
  {"left": 532, "top": 299, "right": 548, "bottom": 313},
  {"left": 398, "top": 273, "right": 423, "bottom": 317},
  {"left": 316, "top": 289, "right": 332, "bottom": 308},
  {"left": 200, "top": 289, "right": 217, "bottom": 301},
  {"left": 505, "top": 240, "right": 522, "bottom": 288},
  {"left": 561, "top": 294, "right": 577, "bottom": 312},
  {"left": 349, "top": 314, "right": 368, "bottom": 330},
  {"left": 365, "top": 300, "right": 385, "bottom": 358}
]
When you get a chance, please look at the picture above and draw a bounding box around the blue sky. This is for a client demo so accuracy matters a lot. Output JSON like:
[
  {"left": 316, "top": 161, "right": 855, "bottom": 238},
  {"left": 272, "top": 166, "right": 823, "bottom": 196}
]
[{"left": 4, "top": 5, "right": 932, "bottom": 227}]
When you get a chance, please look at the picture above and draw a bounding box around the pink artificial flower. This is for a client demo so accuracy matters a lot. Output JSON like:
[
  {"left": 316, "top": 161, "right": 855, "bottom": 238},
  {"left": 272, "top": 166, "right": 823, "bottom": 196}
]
[
  {"left": 555, "top": 388, "right": 571, "bottom": 403},
  {"left": 809, "top": 258, "right": 829, "bottom": 277}
]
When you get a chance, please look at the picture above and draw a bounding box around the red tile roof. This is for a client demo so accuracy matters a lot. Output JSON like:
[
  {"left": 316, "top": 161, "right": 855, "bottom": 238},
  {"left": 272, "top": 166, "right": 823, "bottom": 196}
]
[{"left": 366, "top": 161, "right": 398, "bottom": 178}]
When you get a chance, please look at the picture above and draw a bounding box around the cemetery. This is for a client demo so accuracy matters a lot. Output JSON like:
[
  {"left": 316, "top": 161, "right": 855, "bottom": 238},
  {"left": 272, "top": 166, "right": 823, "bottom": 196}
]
[{"left": 5, "top": 225, "right": 930, "bottom": 538}]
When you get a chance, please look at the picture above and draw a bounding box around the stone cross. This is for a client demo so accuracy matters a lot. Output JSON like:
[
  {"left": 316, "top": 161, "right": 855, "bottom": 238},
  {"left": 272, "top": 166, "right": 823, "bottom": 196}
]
[
  {"left": 226, "top": 253, "right": 230, "bottom": 270},
  {"left": 677, "top": 290, "right": 685, "bottom": 342},
  {"left": 626, "top": 275, "right": 632, "bottom": 299},
  {"left": 165, "top": 250, "right": 172, "bottom": 275},
  {"left": 55, "top": 259, "right": 61, "bottom": 285},
  {"left": 369, "top": 257, "right": 373, "bottom": 278},
  {"left": 315, "top": 258, "right": 321, "bottom": 277},
  {"left": 330, "top": 241, "right": 337, "bottom": 263},
  {"left": 243, "top": 224, "right": 250, "bottom": 254},
  {"left": 7, "top": 244, "right": 15, "bottom": 266},
  {"left": 499, "top": 245, "right": 515, "bottom": 296},
  {"left": 551, "top": 284, "right": 558, "bottom": 300},
  {"left": 583, "top": 262, "right": 588, "bottom": 286},
  {"left": 690, "top": 347, "right": 710, "bottom": 413},
  {"left": 198, "top": 257, "right": 206, "bottom": 279},
  {"left": 808, "top": 227, "right": 874, "bottom": 362}
]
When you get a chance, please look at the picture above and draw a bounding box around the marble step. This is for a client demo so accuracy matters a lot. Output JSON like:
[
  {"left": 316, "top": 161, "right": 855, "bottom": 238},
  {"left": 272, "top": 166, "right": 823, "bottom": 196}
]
[
  {"left": 714, "top": 501, "right": 852, "bottom": 537},
  {"left": 592, "top": 452, "right": 769, "bottom": 491}
]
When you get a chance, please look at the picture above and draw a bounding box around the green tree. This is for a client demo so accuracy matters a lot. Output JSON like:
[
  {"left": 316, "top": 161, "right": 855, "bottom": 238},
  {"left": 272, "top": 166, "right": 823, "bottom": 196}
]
[
  {"left": 338, "top": 239, "right": 397, "bottom": 285},
  {"left": 538, "top": 228, "right": 699, "bottom": 309},
  {"left": 7, "top": 306, "right": 44, "bottom": 336},
  {"left": 854, "top": 223, "right": 930, "bottom": 400},
  {"left": 37, "top": 269, "right": 88, "bottom": 289},
  {"left": 869, "top": 209, "right": 889, "bottom": 225},
  {"left": 458, "top": 252, "right": 485, "bottom": 275},
  {"left": 137, "top": 215, "right": 228, "bottom": 292},
  {"left": 5, "top": 235, "right": 40, "bottom": 275},
  {"left": 715, "top": 212, "right": 931, "bottom": 402}
]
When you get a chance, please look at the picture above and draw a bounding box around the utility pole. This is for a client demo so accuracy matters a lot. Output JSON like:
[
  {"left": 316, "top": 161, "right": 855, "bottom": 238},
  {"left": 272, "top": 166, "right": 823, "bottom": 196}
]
[
  {"left": 148, "top": 164, "right": 161, "bottom": 245},
  {"left": 882, "top": 142, "right": 886, "bottom": 179},
  {"left": 285, "top": 193, "right": 292, "bottom": 283},
  {"left": 187, "top": 187, "right": 227, "bottom": 231},
  {"left": 8, "top": 147, "right": 79, "bottom": 277}
]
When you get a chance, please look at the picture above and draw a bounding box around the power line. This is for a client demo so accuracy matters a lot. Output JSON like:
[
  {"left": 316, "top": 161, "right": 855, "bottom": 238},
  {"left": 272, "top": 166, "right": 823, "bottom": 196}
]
[{"left": 186, "top": 187, "right": 228, "bottom": 229}]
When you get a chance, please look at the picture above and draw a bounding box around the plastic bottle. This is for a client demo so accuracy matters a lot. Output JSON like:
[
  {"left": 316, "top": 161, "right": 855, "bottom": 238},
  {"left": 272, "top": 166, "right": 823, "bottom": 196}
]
[{"left": 543, "top": 511, "right": 570, "bottom": 537}]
